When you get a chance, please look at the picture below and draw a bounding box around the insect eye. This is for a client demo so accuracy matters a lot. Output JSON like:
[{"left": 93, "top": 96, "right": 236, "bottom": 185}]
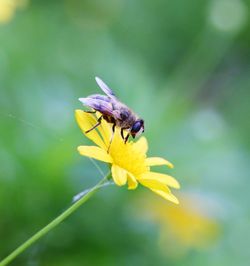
[{"left": 131, "top": 120, "right": 143, "bottom": 133}]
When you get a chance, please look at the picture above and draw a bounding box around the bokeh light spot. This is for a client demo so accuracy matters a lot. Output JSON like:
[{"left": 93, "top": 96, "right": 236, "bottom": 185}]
[{"left": 208, "top": 0, "right": 248, "bottom": 33}]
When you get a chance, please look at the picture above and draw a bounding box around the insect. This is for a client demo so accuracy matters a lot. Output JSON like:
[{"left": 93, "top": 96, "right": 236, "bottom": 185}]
[{"left": 79, "top": 77, "right": 144, "bottom": 151}]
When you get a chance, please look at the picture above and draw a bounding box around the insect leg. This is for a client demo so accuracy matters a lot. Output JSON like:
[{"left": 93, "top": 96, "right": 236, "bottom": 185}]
[
  {"left": 107, "top": 123, "right": 116, "bottom": 153},
  {"left": 124, "top": 132, "right": 130, "bottom": 144},
  {"left": 85, "top": 116, "right": 102, "bottom": 134},
  {"left": 121, "top": 128, "right": 125, "bottom": 140}
]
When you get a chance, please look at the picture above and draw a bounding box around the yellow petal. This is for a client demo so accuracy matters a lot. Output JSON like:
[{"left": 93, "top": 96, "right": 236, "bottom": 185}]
[
  {"left": 98, "top": 117, "right": 112, "bottom": 146},
  {"left": 133, "top": 136, "right": 148, "bottom": 154},
  {"left": 139, "top": 178, "right": 172, "bottom": 192},
  {"left": 151, "top": 189, "right": 179, "bottom": 204},
  {"left": 77, "top": 146, "right": 112, "bottom": 163},
  {"left": 75, "top": 110, "right": 106, "bottom": 149},
  {"left": 145, "top": 157, "right": 174, "bottom": 169},
  {"left": 139, "top": 179, "right": 179, "bottom": 204},
  {"left": 111, "top": 165, "right": 127, "bottom": 186},
  {"left": 127, "top": 172, "right": 138, "bottom": 190},
  {"left": 92, "top": 112, "right": 111, "bottom": 146},
  {"left": 139, "top": 172, "right": 180, "bottom": 189}
]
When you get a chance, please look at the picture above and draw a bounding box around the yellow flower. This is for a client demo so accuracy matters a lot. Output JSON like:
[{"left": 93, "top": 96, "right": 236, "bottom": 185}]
[
  {"left": 134, "top": 192, "right": 220, "bottom": 257},
  {"left": 0, "top": 0, "right": 28, "bottom": 24},
  {"left": 75, "top": 109, "right": 180, "bottom": 204}
]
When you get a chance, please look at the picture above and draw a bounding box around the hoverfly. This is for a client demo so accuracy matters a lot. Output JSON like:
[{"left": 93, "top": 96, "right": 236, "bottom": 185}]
[{"left": 79, "top": 77, "right": 144, "bottom": 151}]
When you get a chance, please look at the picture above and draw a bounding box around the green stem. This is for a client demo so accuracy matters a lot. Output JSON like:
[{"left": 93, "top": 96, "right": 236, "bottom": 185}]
[{"left": 0, "top": 174, "right": 110, "bottom": 266}]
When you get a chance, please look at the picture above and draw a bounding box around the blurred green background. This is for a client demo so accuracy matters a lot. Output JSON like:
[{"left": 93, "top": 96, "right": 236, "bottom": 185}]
[{"left": 0, "top": 0, "right": 250, "bottom": 265}]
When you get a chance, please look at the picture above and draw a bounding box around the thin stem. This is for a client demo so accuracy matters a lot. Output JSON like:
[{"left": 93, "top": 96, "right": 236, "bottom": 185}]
[{"left": 0, "top": 174, "right": 110, "bottom": 266}]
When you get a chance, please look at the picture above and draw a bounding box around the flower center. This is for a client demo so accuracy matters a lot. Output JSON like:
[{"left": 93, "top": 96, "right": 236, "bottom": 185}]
[{"left": 109, "top": 131, "right": 149, "bottom": 176}]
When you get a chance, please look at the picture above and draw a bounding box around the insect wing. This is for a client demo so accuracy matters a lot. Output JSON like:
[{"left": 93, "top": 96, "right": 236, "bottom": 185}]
[
  {"left": 79, "top": 97, "right": 114, "bottom": 116},
  {"left": 87, "top": 94, "right": 110, "bottom": 103},
  {"left": 95, "top": 77, "right": 116, "bottom": 99}
]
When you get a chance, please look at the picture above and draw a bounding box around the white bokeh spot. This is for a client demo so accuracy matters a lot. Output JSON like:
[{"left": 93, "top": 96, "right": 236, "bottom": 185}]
[{"left": 208, "top": 0, "right": 248, "bottom": 33}]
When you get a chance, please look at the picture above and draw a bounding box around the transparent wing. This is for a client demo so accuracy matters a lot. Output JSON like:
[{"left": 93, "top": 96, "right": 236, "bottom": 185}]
[
  {"left": 79, "top": 97, "right": 114, "bottom": 116},
  {"left": 95, "top": 77, "right": 116, "bottom": 99},
  {"left": 87, "top": 94, "right": 110, "bottom": 103}
]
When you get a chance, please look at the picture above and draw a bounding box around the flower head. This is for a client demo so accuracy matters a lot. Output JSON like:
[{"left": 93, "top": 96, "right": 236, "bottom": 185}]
[
  {"left": 134, "top": 192, "right": 220, "bottom": 256},
  {"left": 0, "top": 0, "right": 28, "bottom": 24},
  {"left": 75, "top": 110, "right": 180, "bottom": 204}
]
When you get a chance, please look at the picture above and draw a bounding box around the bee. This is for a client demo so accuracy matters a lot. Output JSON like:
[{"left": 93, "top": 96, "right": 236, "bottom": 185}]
[{"left": 79, "top": 77, "right": 144, "bottom": 151}]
